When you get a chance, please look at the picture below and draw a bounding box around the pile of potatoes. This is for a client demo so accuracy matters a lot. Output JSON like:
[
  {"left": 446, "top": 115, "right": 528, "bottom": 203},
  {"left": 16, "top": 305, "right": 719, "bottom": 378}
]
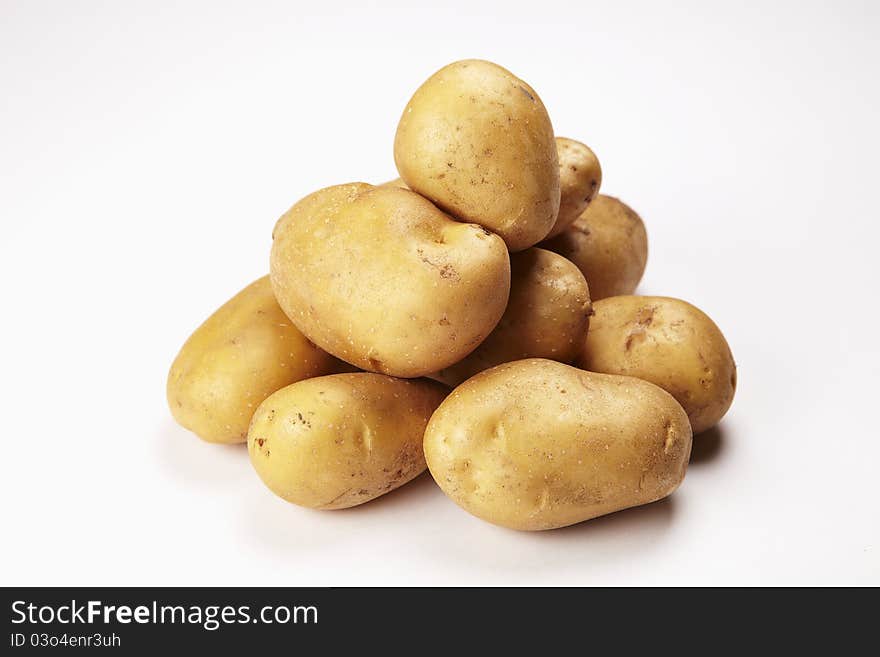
[{"left": 167, "top": 60, "right": 736, "bottom": 531}]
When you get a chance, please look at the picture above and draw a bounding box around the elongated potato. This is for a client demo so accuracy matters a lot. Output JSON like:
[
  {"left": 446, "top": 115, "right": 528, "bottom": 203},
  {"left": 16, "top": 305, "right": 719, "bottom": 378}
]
[
  {"left": 545, "top": 137, "right": 602, "bottom": 239},
  {"left": 577, "top": 296, "right": 736, "bottom": 434},
  {"left": 541, "top": 194, "right": 647, "bottom": 300},
  {"left": 248, "top": 373, "right": 448, "bottom": 509},
  {"left": 424, "top": 359, "right": 692, "bottom": 530},
  {"left": 430, "top": 248, "right": 591, "bottom": 386},
  {"left": 167, "top": 276, "right": 349, "bottom": 444},
  {"left": 270, "top": 183, "right": 510, "bottom": 378},
  {"left": 394, "top": 59, "right": 559, "bottom": 252}
]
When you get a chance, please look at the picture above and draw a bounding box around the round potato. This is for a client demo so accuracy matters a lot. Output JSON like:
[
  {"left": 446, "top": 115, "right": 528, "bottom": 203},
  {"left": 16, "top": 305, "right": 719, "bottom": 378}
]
[
  {"left": 167, "top": 276, "right": 350, "bottom": 444},
  {"left": 541, "top": 194, "right": 647, "bottom": 300},
  {"left": 271, "top": 183, "right": 510, "bottom": 378},
  {"left": 248, "top": 373, "right": 448, "bottom": 509},
  {"left": 544, "top": 137, "right": 602, "bottom": 239},
  {"left": 394, "top": 59, "right": 559, "bottom": 252},
  {"left": 577, "top": 296, "right": 736, "bottom": 434},
  {"left": 424, "top": 359, "right": 692, "bottom": 530},
  {"left": 430, "top": 248, "right": 591, "bottom": 386}
]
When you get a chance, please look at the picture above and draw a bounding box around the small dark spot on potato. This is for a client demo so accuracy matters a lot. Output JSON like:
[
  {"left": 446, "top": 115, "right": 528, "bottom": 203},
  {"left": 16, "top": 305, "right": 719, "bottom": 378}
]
[{"left": 518, "top": 85, "right": 535, "bottom": 101}]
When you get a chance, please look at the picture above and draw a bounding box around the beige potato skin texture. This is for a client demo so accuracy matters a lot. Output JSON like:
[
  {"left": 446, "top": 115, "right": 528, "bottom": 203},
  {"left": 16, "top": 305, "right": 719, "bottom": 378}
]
[
  {"left": 431, "top": 248, "right": 591, "bottom": 386},
  {"left": 424, "top": 359, "right": 691, "bottom": 530},
  {"left": 541, "top": 194, "right": 648, "bottom": 300},
  {"left": 394, "top": 59, "right": 560, "bottom": 252},
  {"left": 270, "top": 183, "right": 510, "bottom": 378},
  {"left": 248, "top": 373, "right": 448, "bottom": 509},
  {"left": 377, "top": 177, "right": 409, "bottom": 190},
  {"left": 166, "top": 276, "right": 349, "bottom": 444},
  {"left": 545, "top": 137, "right": 602, "bottom": 239},
  {"left": 577, "top": 296, "right": 736, "bottom": 434}
]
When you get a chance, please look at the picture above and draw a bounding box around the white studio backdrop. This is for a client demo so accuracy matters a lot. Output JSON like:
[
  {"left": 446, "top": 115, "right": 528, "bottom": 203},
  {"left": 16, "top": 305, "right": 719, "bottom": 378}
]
[{"left": 1, "top": 0, "right": 878, "bottom": 585}]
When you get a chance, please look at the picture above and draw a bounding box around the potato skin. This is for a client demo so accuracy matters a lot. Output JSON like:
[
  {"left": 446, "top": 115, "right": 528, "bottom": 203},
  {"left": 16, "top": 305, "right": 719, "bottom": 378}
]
[
  {"left": 430, "top": 248, "right": 591, "bottom": 386},
  {"left": 577, "top": 296, "right": 736, "bottom": 434},
  {"left": 394, "top": 59, "right": 559, "bottom": 252},
  {"left": 541, "top": 194, "right": 647, "bottom": 300},
  {"left": 166, "top": 276, "right": 349, "bottom": 444},
  {"left": 545, "top": 137, "right": 602, "bottom": 239},
  {"left": 377, "top": 177, "right": 409, "bottom": 190},
  {"left": 270, "top": 183, "right": 510, "bottom": 378},
  {"left": 424, "top": 359, "right": 691, "bottom": 530},
  {"left": 248, "top": 373, "right": 448, "bottom": 509}
]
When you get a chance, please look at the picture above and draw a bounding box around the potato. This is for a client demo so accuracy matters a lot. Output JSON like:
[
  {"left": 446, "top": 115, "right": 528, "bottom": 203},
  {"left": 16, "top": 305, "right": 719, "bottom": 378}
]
[
  {"left": 424, "top": 359, "right": 691, "bottom": 530},
  {"left": 541, "top": 194, "right": 647, "bottom": 300},
  {"left": 394, "top": 59, "right": 559, "bottom": 252},
  {"left": 167, "top": 276, "right": 349, "bottom": 444},
  {"left": 430, "top": 248, "right": 591, "bottom": 386},
  {"left": 544, "top": 137, "right": 602, "bottom": 239},
  {"left": 248, "top": 373, "right": 448, "bottom": 509},
  {"left": 577, "top": 296, "right": 736, "bottom": 434},
  {"left": 270, "top": 183, "right": 510, "bottom": 378}
]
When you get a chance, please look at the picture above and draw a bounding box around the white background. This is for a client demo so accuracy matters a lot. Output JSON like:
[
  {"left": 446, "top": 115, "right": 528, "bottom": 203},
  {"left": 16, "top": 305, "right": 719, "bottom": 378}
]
[{"left": 1, "top": 0, "right": 878, "bottom": 586}]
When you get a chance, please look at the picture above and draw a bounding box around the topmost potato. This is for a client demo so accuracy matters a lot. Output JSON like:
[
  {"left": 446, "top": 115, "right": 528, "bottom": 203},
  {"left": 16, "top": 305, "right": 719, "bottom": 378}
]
[{"left": 394, "top": 60, "right": 559, "bottom": 252}]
